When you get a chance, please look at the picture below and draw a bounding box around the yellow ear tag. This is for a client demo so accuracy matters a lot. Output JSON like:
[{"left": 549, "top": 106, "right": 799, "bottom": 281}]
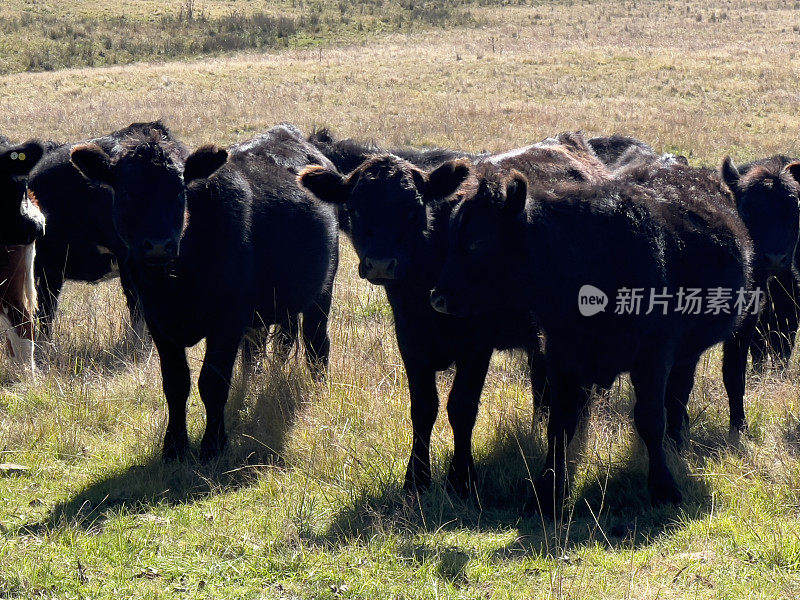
[{"left": 17, "top": 153, "right": 25, "bottom": 161}]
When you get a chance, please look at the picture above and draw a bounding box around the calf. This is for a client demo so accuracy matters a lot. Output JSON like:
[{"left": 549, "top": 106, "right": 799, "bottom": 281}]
[
  {"left": 298, "top": 131, "right": 607, "bottom": 494},
  {"left": 430, "top": 160, "right": 752, "bottom": 512},
  {"left": 70, "top": 124, "right": 338, "bottom": 460},
  {"left": 733, "top": 156, "right": 800, "bottom": 371},
  {"left": 609, "top": 155, "right": 800, "bottom": 441},
  {"left": 718, "top": 156, "right": 800, "bottom": 431},
  {"left": 0, "top": 140, "right": 48, "bottom": 369},
  {"left": 26, "top": 121, "right": 185, "bottom": 340}
]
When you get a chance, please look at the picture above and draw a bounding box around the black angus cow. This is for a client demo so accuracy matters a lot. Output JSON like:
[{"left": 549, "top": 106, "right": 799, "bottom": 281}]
[
  {"left": 70, "top": 124, "right": 339, "bottom": 460},
  {"left": 732, "top": 156, "right": 800, "bottom": 371},
  {"left": 299, "top": 131, "right": 609, "bottom": 494},
  {"left": 718, "top": 156, "right": 800, "bottom": 431},
  {"left": 0, "top": 139, "right": 48, "bottom": 370},
  {"left": 26, "top": 121, "right": 185, "bottom": 341},
  {"left": 429, "top": 159, "right": 752, "bottom": 512},
  {"left": 608, "top": 153, "right": 800, "bottom": 440},
  {"left": 608, "top": 158, "right": 795, "bottom": 441}
]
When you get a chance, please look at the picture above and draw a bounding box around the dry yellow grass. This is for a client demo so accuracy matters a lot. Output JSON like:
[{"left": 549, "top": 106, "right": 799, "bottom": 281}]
[
  {"left": 1, "top": 1, "right": 799, "bottom": 160},
  {"left": 1, "top": 2, "right": 800, "bottom": 598}
]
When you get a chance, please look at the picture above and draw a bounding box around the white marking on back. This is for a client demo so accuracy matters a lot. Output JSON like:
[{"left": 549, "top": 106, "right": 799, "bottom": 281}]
[{"left": 485, "top": 144, "right": 539, "bottom": 165}]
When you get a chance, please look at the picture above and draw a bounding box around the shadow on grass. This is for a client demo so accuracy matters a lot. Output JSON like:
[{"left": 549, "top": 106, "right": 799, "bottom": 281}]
[
  {"left": 19, "top": 362, "right": 309, "bottom": 535},
  {"left": 323, "top": 404, "right": 732, "bottom": 557}
]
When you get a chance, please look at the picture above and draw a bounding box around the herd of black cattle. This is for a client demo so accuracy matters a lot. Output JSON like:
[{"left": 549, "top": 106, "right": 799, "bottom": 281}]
[{"left": 1, "top": 121, "right": 799, "bottom": 516}]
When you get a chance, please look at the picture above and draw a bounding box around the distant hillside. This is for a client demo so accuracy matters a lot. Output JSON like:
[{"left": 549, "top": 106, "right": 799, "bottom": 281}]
[{"left": 0, "top": 0, "right": 483, "bottom": 75}]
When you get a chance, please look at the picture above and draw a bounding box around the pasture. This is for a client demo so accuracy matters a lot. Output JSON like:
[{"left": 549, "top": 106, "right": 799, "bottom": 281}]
[{"left": 1, "top": 1, "right": 800, "bottom": 598}]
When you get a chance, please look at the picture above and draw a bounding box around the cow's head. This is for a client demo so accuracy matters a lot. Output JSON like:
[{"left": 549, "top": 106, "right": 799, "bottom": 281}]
[
  {"left": 0, "top": 140, "right": 46, "bottom": 245},
  {"left": 430, "top": 165, "right": 529, "bottom": 317},
  {"left": 70, "top": 134, "right": 225, "bottom": 270},
  {"left": 721, "top": 156, "right": 800, "bottom": 278},
  {"left": 299, "top": 155, "right": 469, "bottom": 285}
]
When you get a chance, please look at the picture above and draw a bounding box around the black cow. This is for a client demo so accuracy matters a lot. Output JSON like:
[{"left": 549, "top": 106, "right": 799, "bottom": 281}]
[
  {"left": 430, "top": 160, "right": 752, "bottom": 512},
  {"left": 718, "top": 156, "right": 800, "bottom": 432},
  {"left": 26, "top": 121, "right": 185, "bottom": 340},
  {"left": 298, "top": 132, "right": 608, "bottom": 494},
  {"left": 69, "top": 124, "right": 338, "bottom": 460},
  {"left": 734, "top": 156, "right": 800, "bottom": 371}
]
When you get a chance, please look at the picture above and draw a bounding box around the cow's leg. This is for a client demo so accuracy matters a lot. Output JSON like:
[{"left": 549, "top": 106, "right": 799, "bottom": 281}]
[
  {"left": 664, "top": 355, "right": 700, "bottom": 450},
  {"left": 630, "top": 358, "right": 681, "bottom": 507},
  {"left": 120, "top": 266, "right": 149, "bottom": 351},
  {"left": 35, "top": 267, "right": 63, "bottom": 342},
  {"left": 529, "top": 342, "right": 550, "bottom": 418},
  {"left": 241, "top": 313, "right": 268, "bottom": 373},
  {"left": 301, "top": 285, "right": 333, "bottom": 380},
  {"left": 769, "top": 274, "right": 800, "bottom": 369},
  {"left": 532, "top": 370, "right": 586, "bottom": 517},
  {"left": 152, "top": 333, "right": 191, "bottom": 461},
  {"left": 445, "top": 349, "right": 492, "bottom": 496},
  {"left": 403, "top": 364, "right": 440, "bottom": 491},
  {"left": 723, "top": 313, "right": 757, "bottom": 435},
  {"left": 198, "top": 333, "right": 240, "bottom": 460},
  {"left": 273, "top": 315, "right": 299, "bottom": 366},
  {"left": 749, "top": 311, "right": 770, "bottom": 373}
]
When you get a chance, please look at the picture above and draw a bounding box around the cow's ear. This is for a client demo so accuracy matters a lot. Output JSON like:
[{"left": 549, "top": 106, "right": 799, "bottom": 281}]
[
  {"left": 1, "top": 140, "right": 45, "bottom": 176},
  {"left": 184, "top": 145, "right": 227, "bottom": 183},
  {"left": 71, "top": 143, "right": 114, "bottom": 185},
  {"left": 720, "top": 156, "right": 740, "bottom": 193},
  {"left": 783, "top": 161, "right": 800, "bottom": 186},
  {"left": 298, "top": 165, "right": 348, "bottom": 205},
  {"left": 504, "top": 171, "right": 528, "bottom": 217},
  {"left": 421, "top": 159, "right": 471, "bottom": 203}
]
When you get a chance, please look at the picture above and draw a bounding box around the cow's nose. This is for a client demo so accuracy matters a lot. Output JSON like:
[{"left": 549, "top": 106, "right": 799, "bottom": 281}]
[
  {"left": 361, "top": 257, "right": 399, "bottom": 280},
  {"left": 142, "top": 238, "right": 177, "bottom": 263},
  {"left": 765, "top": 252, "right": 789, "bottom": 271}
]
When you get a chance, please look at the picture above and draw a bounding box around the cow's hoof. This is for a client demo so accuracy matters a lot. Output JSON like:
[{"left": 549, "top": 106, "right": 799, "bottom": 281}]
[
  {"left": 403, "top": 461, "right": 432, "bottom": 493},
  {"left": 199, "top": 433, "right": 227, "bottom": 462},
  {"left": 445, "top": 461, "right": 476, "bottom": 498},
  {"left": 162, "top": 436, "right": 189, "bottom": 462},
  {"left": 527, "top": 469, "right": 564, "bottom": 519},
  {"left": 649, "top": 479, "right": 682, "bottom": 507}
]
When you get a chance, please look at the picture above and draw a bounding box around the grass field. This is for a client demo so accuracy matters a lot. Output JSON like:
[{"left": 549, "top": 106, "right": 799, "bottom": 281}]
[{"left": 2, "top": 1, "right": 800, "bottom": 598}]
